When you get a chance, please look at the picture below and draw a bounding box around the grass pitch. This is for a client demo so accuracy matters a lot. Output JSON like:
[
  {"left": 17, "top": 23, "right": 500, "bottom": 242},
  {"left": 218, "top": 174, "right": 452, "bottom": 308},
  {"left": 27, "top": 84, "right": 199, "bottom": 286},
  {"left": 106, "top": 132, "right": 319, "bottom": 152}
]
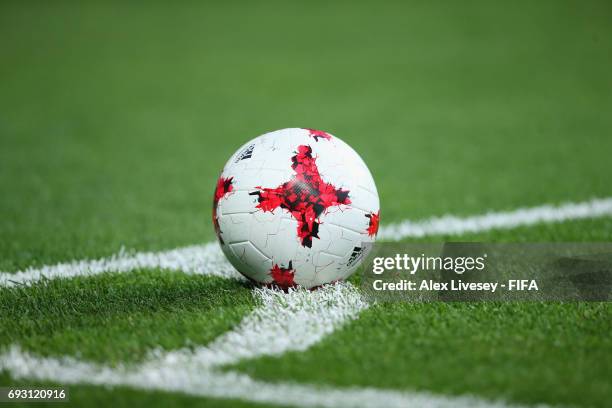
[
  {"left": 1, "top": 1, "right": 612, "bottom": 407},
  {"left": 233, "top": 220, "right": 612, "bottom": 408}
]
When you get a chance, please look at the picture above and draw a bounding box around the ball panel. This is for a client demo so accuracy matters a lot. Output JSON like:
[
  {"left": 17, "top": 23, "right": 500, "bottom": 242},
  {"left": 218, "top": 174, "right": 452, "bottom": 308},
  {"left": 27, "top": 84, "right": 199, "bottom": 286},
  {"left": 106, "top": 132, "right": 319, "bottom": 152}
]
[
  {"left": 217, "top": 213, "right": 251, "bottom": 244},
  {"left": 217, "top": 190, "right": 257, "bottom": 216},
  {"left": 228, "top": 241, "right": 273, "bottom": 283},
  {"left": 313, "top": 255, "right": 344, "bottom": 286}
]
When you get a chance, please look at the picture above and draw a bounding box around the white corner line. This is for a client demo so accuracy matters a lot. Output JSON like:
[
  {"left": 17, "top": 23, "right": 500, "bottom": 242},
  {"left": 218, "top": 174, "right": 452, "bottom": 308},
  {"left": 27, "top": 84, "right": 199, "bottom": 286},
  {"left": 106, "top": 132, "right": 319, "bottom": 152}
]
[
  {"left": 377, "top": 196, "right": 612, "bottom": 240},
  {"left": 0, "top": 243, "right": 242, "bottom": 288},
  {"left": 0, "top": 345, "right": 537, "bottom": 408},
  {"left": 2, "top": 197, "right": 612, "bottom": 288},
  {"left": 2, "top": 194, "right": 589, "bottom": 406},
  {"left": 0, "top": 282, "right": 542, "bottom": 408}
]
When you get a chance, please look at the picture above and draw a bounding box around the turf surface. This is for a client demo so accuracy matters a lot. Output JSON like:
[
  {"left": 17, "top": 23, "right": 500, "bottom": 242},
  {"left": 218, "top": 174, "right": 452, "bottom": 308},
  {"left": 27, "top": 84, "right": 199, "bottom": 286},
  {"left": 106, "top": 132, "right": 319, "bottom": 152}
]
[
  {"left": 2, "top": 0, "right": 612, "bottom": 271},
  {"left": 0, "top": 372, "right": 281, "bottom": 408},
  {"left": 232, "top": 218, "right": 612, "bottom": 408},
  {"left": 1, "top": 0, "right": 612, "bottom": 407},
  {"left": 0, "top": 273, "right": 254, "bottom": 364}
]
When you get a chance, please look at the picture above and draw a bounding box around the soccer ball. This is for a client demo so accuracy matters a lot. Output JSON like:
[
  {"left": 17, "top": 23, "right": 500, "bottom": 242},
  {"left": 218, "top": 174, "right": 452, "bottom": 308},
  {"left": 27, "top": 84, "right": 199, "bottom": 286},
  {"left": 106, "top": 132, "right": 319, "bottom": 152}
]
[{"left": 213, "top": 128, "right": 380, "bottom": 289}]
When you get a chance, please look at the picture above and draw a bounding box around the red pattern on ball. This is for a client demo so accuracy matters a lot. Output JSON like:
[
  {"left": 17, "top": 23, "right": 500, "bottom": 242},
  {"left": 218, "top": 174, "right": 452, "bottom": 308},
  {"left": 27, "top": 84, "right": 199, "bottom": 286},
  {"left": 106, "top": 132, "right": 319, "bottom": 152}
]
[{"left": 251, "top": 145, "right": 350, "bottom": 247}]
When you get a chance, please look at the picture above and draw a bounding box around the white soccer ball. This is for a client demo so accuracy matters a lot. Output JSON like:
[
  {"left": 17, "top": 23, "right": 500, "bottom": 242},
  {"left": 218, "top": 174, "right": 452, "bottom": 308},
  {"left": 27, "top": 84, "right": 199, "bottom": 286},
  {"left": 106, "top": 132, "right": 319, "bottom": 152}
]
[{"left": 213, "top": 128, "right": 380, "bottom": 289}]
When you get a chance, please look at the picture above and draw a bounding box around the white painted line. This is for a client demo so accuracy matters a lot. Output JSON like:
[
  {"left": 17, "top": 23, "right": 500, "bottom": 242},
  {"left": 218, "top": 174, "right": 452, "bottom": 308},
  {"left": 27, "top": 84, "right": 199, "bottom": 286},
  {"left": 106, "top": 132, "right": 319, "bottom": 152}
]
[
  {"left": 0, "top": 346, "right": 533, "bottom": 408},
  {"left": 152, "top": 282, "right": 369, "bottom": 367},
  {"left": 2, "top": 197, "right": 612, "bottom": 288},
  {"left": 3, "top": 199, "right": 594, "bottom": 406},
  {"left": 0, "top": 243, "right": 241, "bottom": 288},
  {"left": 378, "top": 197, "right": 612, "bottom": 240},
  {"left": 0, "top": 283, "right": 536, "bottom": 408}
]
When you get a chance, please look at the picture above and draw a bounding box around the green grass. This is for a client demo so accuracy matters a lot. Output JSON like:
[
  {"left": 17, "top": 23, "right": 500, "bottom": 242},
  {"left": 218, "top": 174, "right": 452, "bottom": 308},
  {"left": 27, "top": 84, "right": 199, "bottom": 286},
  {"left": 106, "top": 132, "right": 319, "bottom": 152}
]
[
  {"left": 0, "top": 372, "right": 283, "bottom": 408},
  {"left": 0, "top": 272, "right": 255, "bottom": 364},
  {"left": 2, "top": 0, "right": 612, "bottom": 271},
  {"left": 400, "top": 217, "right": 612, "bottom": 243},
  {"left": 1, "top": 0, "right": 612, "bottom": 407},
  {"left": 232, "top": 218, "right": 612, "bottom": 408},
  {"left": 233, "top": 302, "right": 611, "bottom": 408}
]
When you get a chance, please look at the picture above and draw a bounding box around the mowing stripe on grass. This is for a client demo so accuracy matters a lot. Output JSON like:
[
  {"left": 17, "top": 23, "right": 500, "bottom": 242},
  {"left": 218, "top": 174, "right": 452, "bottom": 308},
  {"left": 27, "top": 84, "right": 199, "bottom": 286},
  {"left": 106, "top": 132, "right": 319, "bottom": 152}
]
[
  {"left": 2, "top": 197, "right": 611, "bottom": 288},
  {"left": 0, "top": 283, "right": 537, "bottom": 408}
]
